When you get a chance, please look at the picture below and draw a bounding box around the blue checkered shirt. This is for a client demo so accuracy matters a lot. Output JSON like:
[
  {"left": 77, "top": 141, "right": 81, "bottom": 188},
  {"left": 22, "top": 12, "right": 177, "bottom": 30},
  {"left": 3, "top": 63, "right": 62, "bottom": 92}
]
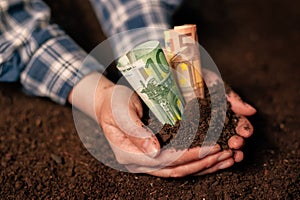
[{"left": 0, "top": 0, "right": 182, "bottom": 104}]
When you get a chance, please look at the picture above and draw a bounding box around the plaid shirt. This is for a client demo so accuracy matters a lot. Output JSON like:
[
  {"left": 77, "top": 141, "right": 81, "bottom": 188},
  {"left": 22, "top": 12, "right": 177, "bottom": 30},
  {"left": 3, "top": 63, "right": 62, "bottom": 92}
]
[{"left": 0, "top": 0, "right": 182, "bottom": 104}]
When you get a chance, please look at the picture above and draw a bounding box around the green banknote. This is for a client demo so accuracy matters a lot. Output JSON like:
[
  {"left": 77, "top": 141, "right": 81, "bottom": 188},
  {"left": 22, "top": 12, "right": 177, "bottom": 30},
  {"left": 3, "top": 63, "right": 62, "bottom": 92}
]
[{"left": 117, "top": 41, "right": 185, "bottom": 125}]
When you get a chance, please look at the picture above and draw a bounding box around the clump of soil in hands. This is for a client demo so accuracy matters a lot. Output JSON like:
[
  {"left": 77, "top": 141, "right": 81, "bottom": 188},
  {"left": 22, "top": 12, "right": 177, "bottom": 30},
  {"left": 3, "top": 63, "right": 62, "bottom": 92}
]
[{"left": 146, "top": 83, "right": 239, "bottom": 150}]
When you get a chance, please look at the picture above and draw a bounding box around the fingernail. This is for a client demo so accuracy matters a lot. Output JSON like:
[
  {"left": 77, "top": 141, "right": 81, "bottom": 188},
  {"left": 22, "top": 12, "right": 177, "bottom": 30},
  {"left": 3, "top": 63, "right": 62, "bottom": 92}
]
[
  {"left": 218, "top": 151, "right": 232, "bottom": 161},
  {"left": 142, "top": 138, "right": 159, "bottom": 158},
  {"left": 236, "top": 119, "right": 253, "bottom": 138},
  {"left": 243, "top": 122, "right": 252, "bottom": 131},
  {"left": 213, "top": 144, "right": 221, "bottom": 151},
  {"left": 210, "top": 144, "right": 221, "bottom": 155}
]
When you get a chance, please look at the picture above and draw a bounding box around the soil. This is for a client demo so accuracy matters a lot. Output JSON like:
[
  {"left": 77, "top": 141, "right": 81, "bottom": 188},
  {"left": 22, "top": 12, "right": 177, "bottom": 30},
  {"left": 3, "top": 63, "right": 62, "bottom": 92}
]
[
  {"left": 1, "top": 0, "right": 299, "bottom": 199},
  {"left": 149, "top": 84, "right": 239, "bottom": 150}
]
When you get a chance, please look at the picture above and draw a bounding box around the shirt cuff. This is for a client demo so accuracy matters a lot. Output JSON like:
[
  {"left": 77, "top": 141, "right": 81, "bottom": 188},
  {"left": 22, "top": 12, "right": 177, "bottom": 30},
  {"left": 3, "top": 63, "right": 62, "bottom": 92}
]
[{"left": 20, "top": 35, "right": 104, "bottom": 104}]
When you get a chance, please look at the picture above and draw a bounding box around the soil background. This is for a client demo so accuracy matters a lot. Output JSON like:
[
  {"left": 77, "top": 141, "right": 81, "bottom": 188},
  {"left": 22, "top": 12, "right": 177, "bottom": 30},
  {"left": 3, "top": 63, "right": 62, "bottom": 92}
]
[{"left": 1, "top": 0, "right": 299, "bottom": 199}]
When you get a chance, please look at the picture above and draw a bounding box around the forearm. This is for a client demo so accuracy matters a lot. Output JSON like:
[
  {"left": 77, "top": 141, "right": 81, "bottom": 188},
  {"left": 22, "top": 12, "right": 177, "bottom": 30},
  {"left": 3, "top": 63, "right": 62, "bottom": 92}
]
[{"left": 0, "top": 0, "right": 103, "bottom": 104}]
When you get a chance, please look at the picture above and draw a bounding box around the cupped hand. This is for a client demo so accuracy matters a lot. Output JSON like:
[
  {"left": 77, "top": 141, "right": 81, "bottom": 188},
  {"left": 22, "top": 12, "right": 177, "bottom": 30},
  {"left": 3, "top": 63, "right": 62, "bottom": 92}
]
[
  {"left": 69, "top": 72, "right": 256, "bottom": 178},
  {"left": 193, "top": 69, "right": 256, "bottom": 175},
  {"left": 94, "top": 83, "right": 233, "bottom": 177}
]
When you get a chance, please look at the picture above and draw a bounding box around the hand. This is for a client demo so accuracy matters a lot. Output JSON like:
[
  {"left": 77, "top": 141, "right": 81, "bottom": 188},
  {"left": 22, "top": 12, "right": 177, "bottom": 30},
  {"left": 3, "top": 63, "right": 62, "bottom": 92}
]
[
  {"left": 125, "top": 69, "right": 256, "bottom": 177},
  {"left": 191, "top": 69, "right": 256, "bottom": 175},
  {"left": 69, "top": 72, "right": 256, "bottom": 177},
  {"left": 93, "top": 80, "right": 234, "bottom": 177}
]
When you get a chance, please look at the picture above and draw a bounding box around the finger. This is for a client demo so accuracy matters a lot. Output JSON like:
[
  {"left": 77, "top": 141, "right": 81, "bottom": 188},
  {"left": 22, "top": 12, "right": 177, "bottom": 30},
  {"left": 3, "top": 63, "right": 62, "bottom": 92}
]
[
  {"left": 233, "top": 150, "right": 244, "bottom": 163},
  {"left": 127, "top": 150, "right": 233, "bottom": 177},
  {"left": 228, "top": 135, "right": 245, "bottom": 149},
  {"left": 111, "top": 86, "right": 160, "bottom": 157},
  {"left": 114, "top": 113, "right": 160, "bottom": 158},
  {"left": 121, "top": 144, "right": 220, "bottom": 168},
  {"left": 103, "top": 125, "right": 143, "bottom": 154},
  {"left": 127, "top": 104, "right": 160, "bottom": 157},
  {"left": 235, "top": 116, "right": 254, "bottom": 138},
  {"left": 194, "top": 158, "right": 235, "bottom": 176},
  {"left": 111, "top": 85, "right": 148, "bottom": 137},
  {"left": 161, "top": 144, "right": 221, "bottom": 167},
  {"left": 226, "top": 91, "right": 256, "bottom": 116},
  {"left": 126, "top": 122, "right": 160, "bottom": 158},
  {"left": 130, "top": 92, "right": 143, "bottom": 118},
  {"left": 103, "top": 125, "right": 162, "bottom": 165}
]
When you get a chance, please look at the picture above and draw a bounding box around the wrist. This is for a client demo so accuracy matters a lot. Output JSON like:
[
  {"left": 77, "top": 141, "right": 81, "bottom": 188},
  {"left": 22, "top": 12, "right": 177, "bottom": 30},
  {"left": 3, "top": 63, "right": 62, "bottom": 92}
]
[{"left": 68, "top": 72, "right": 115, "bottom": 121}]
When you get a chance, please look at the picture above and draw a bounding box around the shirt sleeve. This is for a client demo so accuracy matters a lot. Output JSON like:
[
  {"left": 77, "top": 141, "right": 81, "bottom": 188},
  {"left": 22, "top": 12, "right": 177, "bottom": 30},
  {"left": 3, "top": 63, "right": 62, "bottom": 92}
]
[
  {"left": 89, "top": 0, "right": 183, "bottom": 55},
  {"left": 0, "top": 0, "right": 103, "bottom": 104}
]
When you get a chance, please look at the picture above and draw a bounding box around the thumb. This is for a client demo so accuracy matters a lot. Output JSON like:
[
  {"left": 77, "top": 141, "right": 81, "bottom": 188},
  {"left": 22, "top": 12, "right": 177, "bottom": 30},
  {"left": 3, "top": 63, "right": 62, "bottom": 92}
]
[
  {"left": 112, "top": 85, "right": 160, "bottom": 157},
  {"left": 123, "top": 104, "right": 161, "bottom": 158},
  {"left": 226, "top": 90, "right": 256, "bottom": 116}
]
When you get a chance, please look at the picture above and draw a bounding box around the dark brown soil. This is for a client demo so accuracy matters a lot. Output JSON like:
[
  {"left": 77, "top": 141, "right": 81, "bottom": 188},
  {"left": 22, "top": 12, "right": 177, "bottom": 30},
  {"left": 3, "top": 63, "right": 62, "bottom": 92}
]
[
  {"left": 1, "top": 0, "right": 299, "bottom": 199},
  {"left": 149, "top": 83, "right": 239, "bottom": 150}
]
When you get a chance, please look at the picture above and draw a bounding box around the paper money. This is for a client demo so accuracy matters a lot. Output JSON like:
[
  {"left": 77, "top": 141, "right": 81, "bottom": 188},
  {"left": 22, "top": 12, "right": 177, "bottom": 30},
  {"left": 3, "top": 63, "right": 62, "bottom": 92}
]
[
  {"left": 117, "top": 41, "right": 185, "bottom": 125},
  {"left": 164, "top": 24, "right": 205, "bottom": 100}
]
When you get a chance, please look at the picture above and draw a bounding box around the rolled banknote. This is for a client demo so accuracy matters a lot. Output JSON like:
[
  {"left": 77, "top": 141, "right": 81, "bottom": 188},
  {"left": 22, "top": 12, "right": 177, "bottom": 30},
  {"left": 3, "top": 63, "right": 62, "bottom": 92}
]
[
  {"left": 164, "top": 24, "right": 205, "bottom": 100},
  {"left": 117, "top": 41, "right": 185, "bottom": 125}
]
